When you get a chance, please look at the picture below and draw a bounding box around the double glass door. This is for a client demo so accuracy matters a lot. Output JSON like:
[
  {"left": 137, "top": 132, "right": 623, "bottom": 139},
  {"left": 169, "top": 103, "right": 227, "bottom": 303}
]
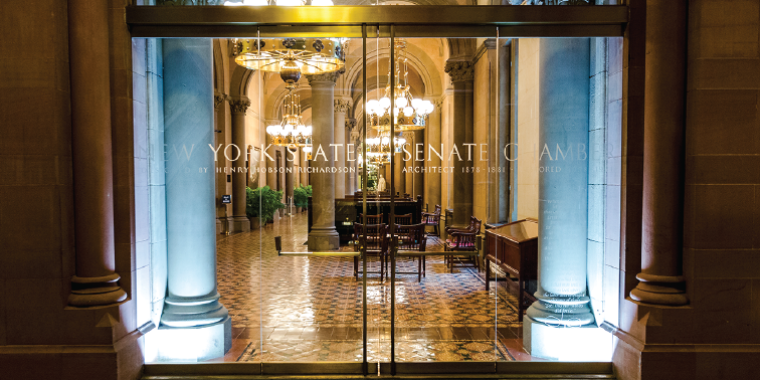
[
  {"left": 242, "top": 28, "right": 508, "bottom": 374},
  {"left": 133, "top": 4, "right": 627, "bottom": 375}
]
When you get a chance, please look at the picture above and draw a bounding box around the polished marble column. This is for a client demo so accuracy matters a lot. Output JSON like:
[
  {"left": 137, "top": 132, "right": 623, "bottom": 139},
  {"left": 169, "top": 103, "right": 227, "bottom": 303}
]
[
  {"left": 334, "top": 99, "right": 350, "bottom": 198},
  {"left": 523, "top": 39, "right": 611, "bottom": 361},
  {"left": 444, "top": 61, "right": 474, "bottom": 227},
  {"left": 157, "top": 38, "right": 230, "bottom": 361},
  {"left": 631, "top": 0, "right": 689, "bottom": 306},
  {"left": 67, "top": 0, "right": 127, "bottom": 307},
  {"left": 229, "top": 97, "right": 251, "bottom": 233},
  {"left": 307, "top": 72, "right": 341, "bottom": 251}
]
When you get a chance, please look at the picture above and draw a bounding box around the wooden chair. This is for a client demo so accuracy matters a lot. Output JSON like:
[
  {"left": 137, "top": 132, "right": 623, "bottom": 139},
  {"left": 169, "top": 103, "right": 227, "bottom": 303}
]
[
  {"left": 394, "top": 213, "right": 413, "bottom": 225},
  {"left": 353, "top": 223, "right": 389, "bottom": 281},
  {"left": 393, "top": 223, "right": 427, "bottom": 282},
  {"left": 444, "top": 216, "right": 481, "bottom": 272},
  {"left": 421, "top": 205, "right": 441, "bottom": 237},
  {"left": 359, "top": 213, "right": 384, "bottom": 224}
]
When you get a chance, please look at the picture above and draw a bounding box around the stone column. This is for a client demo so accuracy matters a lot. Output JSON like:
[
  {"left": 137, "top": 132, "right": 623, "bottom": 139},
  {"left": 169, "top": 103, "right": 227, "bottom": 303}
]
[
  {"left": 393, "top": 149, "right": 406, "bottom": 196},
  {"left": 265, "top": 130, "right": 278, "bottom": 190},
  {"left": 347, "top": 122, "right": 359, "bottom": 195},
  {"left": 307, "top": 72, "right": 341, "bottom": 251},
  {"left": 229, "top": 97, "right": 251, "bottom": 233},
  {"left": 523, "top": 39, "right": 609, "bottom": 361},
  {"left": 412, "top": 130, "right": 424, "bottom": 200},
  {"left": 424, "top": 99, "right": 443, "bottom": 211},
  {"left": 630, "top": 0, "right": 688, "bottom": 306},
  {"left": 444, "top": 61, "right": 475, "bottom": 227},
  {"left": 157, "top": 39, "right": 230, "bottom": 361},
  {"left": 403, "top": 132, "right": 415, "bottom": 197},
  {"left": 67, "top": 0, "right": 127, "bottom": 307},
  {"left": 334, "top": 99, "right": 350, "bottom": 198},
  {"left": 214, "top": 92, "right": 227, "bottom": 235}
]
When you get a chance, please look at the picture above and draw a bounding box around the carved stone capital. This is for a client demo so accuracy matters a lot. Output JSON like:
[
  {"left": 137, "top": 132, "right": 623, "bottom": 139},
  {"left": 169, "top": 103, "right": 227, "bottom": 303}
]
[
  {"left": 214, "top": 92, "right": 227, "bottom": 109},
  {"left": 228, "top": 97, "right": 251, "bottom": 114},
  {"left": 444, "top": 60, "right": 474, "bottom": 83},
  {"left": 345, "top": 118, "right": 358, "bottom": 131},
  {"left": 335, "top": 99, "right": 352, "bottom": 114},
  {"left": 305, "top": 68, "right": 344, "bottom": 85}
]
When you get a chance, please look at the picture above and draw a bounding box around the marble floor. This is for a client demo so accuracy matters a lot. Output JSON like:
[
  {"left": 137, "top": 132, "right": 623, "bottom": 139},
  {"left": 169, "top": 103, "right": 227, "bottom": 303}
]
[{"left": 212, "top": 212, "right": 540, "bottom": 363}]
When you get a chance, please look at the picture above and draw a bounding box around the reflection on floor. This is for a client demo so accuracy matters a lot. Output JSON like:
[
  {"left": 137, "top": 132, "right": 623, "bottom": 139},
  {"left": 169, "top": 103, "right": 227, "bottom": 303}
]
[{"left": 214, "top": 212, "right": 541, "bottom": 362}]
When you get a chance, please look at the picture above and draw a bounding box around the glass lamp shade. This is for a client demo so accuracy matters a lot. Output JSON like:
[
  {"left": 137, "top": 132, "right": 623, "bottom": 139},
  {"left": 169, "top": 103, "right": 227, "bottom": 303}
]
[
  {"left": 379, "top": 97, "right": 391, "bottom": 110},
  {"left": 395, "top": 96, "right": 408, "bottom": 108},
  {"left": 276, "top": 0, "right": 305, "bottom": 5},
  {"left": 311, "top": 0, "right": 334, "bottom": 5}
]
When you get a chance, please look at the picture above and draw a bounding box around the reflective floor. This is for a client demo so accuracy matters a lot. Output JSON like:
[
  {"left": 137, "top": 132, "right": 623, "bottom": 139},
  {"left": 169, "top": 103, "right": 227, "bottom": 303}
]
[{"left": 213, "top": 212, "right": 540, "bottom": 362}]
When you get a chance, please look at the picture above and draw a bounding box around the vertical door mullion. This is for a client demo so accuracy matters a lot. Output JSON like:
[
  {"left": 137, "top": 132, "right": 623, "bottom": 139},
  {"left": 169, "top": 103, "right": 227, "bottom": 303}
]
[
  {"left": 361, "top": 23, "right": 369, "bottom": 377},
  {"left": 389, "top": 24, "right": 396, "bottom": 376}
]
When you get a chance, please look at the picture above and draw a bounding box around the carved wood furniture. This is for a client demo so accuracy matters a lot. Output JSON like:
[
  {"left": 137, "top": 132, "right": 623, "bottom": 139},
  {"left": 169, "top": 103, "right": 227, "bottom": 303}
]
[
  {"left": 421, "top": 204, "right": 441, "bottom": 237},
  {"left": 353, "top": 223, "right": 389, "bottom": 281},
  {"left": 392, "top": 223, "right": 427, "bottom": 282},
  {"left": 444, "top": 216, "right": 482, "bottom": 272},
  {"left": 484, "top": 218, "right": 538, "bottom": 322}
]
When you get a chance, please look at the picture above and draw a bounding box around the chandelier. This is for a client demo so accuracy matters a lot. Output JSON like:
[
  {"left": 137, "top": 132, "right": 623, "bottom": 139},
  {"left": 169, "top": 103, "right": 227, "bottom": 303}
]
[
  {"left": 366, "top": 39, "right": 434, "bottom": 132},
  {"left": 266, "top": 89, "right": 312, "bottom": 149},
  {"left": 233, "top": 37, "right": 346, "bottom": 86},
  {"left": 364, "top": 131, "right": 406, "bottom": 165}
]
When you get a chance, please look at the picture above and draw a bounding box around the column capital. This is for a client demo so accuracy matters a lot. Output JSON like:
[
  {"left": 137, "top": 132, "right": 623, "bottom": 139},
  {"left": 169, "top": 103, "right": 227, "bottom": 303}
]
[
  {"left": 306, "top": 68, "right": 344, "bottom": 85},
  {"left": 214, "top": 91, "right": 227, "bottom": 110},
  {"left": 335, "top": 99, "right": 352, "bottom": 114},
  {"left": 444, "top": 60, "right": 474, "bottom": 83},
  {"left": 228, "top": 97, "right": 250, "bottom": 114},
  {"left": 345, "top": 117, "right": 357, "bottom": 131}
]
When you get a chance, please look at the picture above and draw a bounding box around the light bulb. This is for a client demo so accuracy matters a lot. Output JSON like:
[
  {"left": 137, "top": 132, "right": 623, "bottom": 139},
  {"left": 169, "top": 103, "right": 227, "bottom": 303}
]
[
  {"left": 403, "top": 106, "right": 414, "bottom": 117},
  {"left": 244, "top": 0, "right": 268, "bottom": 5},
  {"left": 379, "top": 97, "right": 391, "bottom": 110},
  {"left": 367, "top": 99, "right": 379, "bottom": 115},
  {"left": 411, "top": 98, "right": 423, "bottom": 110},
  {"left": 295, "top": 125, "right": 304, "bottom": 135},
  {"left": 311, "top": 0, "right": 333, "bottom": 5},
  {"left": 304, "top": 126, "right": 312, "bottom": 136},
  {"left": 396, "top": 96, "right": 408, "bottom": 108},
  {"left": 425, "top": 102, "right": 434, "bottom": 114},
  {"left": 283, "top": 124, "right": 294, "bottom": 136},
  {"left": 276, "top": 0, "right": 303, "bottom": 5}
]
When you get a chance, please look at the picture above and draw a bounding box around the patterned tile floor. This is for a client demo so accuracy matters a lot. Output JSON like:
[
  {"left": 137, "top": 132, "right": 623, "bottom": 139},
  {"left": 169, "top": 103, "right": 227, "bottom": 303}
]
[{"left": 213, "top": 212, "right": 538, "bottom": 363}]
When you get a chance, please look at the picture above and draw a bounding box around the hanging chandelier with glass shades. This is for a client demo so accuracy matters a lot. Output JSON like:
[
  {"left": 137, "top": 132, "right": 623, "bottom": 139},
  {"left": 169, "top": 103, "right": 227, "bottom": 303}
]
[
  {"left": 366, "top": 39, "right": 434, "bottom": 132},
  {"left": 266, "top": 90, "right": 312, "bottom": 148},
  {"left": 364, "top": 131, "right": 406, "bottom": 165}
]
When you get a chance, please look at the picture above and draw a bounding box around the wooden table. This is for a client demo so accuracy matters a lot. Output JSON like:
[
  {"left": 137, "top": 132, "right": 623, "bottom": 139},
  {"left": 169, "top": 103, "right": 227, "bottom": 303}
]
[{"left": 485, "top": 218, "right": 538, "bottom": 322}]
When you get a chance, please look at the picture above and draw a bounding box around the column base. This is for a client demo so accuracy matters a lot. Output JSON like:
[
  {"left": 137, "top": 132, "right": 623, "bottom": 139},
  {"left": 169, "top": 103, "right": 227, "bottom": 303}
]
[
  {"left": 630, "top": 273, "right": 688, "bottom": 306},
  {"left": 147, "top": 317, "right": 231, "bottom": 362},
  {"left": 229, "top": 216, "right": 251, "bottom": 234},
  {"left": 523, "top": 315, "right": 612, "bottom": 361},
  {"left": 68, "top": 273, "right": 128, "bottom": 307},
  {"left": 308, "top": 227, "right": 340, "bottom": 251},
  {"left": 526, "top": 292, "right": 596, "bottom": 327}
]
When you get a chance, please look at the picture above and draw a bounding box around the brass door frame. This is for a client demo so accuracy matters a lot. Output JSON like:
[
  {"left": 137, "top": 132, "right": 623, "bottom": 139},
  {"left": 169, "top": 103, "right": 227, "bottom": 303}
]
[
  {"left": 126, "top": 5, "right": 627, "bottom": 38},
  {"left": 133, "top": 4, "right": 627, "bottom": 377}
]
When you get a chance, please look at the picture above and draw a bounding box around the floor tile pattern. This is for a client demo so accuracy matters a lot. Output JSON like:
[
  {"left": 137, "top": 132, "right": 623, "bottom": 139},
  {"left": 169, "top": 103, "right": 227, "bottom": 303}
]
[{"left": 216, "top": 213, "right": 524, "bottom": 362}]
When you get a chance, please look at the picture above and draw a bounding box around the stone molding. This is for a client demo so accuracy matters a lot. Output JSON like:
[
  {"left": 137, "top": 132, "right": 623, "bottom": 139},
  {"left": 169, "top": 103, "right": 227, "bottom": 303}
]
[
  {"left": 228, "top": 97, "right": 251, "bottom": 114},
  {"left": 334, "top": 99, "right": 352, "bottom": 114},
  {"left": 444, "top": 60, "right": 475, "bottom": 83},
  {"left": 473, "top": 38, "right": 497, "bottom": 64}
]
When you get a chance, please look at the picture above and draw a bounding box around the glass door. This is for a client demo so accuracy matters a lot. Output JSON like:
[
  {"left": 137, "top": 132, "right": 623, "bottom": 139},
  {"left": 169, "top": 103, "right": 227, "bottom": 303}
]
[{"left": 131, "top": 5, "right": 627, "bottom": 376}]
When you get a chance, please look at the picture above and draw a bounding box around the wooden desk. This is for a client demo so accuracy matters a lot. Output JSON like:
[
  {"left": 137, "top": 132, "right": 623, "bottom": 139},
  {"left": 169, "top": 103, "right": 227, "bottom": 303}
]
[{"left": 485, "top": 218, "right": 538, "bottom": 322}]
